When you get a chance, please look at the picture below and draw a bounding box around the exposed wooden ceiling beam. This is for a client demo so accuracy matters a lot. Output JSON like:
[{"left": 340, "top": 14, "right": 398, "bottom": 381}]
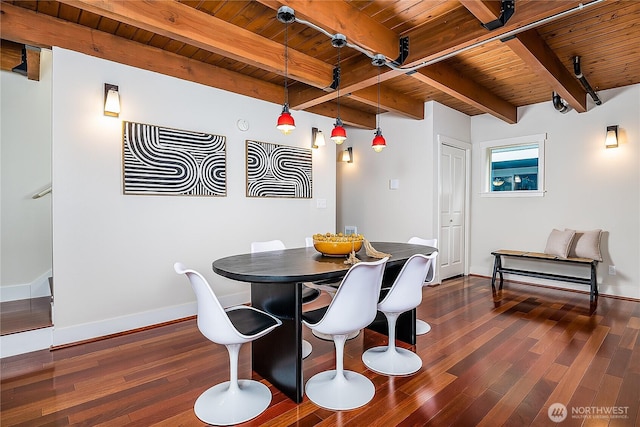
[
  {"left": 502, "top": 29, "right": 587, "bottom": 112},
  {"left": 305, "top": 103, "right": 376, "bottom": 130},
  {"left": 264, "top": 0, "right": 399, "bottom": 59},
  {"left": 60, "top": 0, "right": 333, "bottom": 88},
  {"left": 0, "top": 40, "right": 24, "bottom": 71},
  {"left": 404, "top": 0, "right": 585, "bottom": 67},
  {"left": 70, "top": 0, "right": 418, "bottom": 123},
  {"left": 461, "top": 0, "right": 587, "bottom": 112},
  {"left": 26, "top": 46, "right": 41, "bottom": 81},
  {"left": 459, "top": 0, "right": 502, "bottom": 24},
  {"left": 5, "top": 0, "right": 590, "bottom": 125},
  {"left": 0, "top": 2, "right": 374, "bottom": 128},
  {"left": 292, "top": 51, "right": 515, "bottom": 123},
  {"left": 257, "top": 1, "right": 423, "bottom": 120},
  {"left": 0, "top": 3, "right": 277, "bottom": 101},
  {"left": 261, "top": 1, "right": 518, "bottom": 123},
  {"left": 348, "top": 86, "right": 424, "bottom": 120},
  {"left": 0, "top": 40, "right": 40, "bottom": 81},
  {"left": 412, "top": 62, "right": 518, "bottom": 124},
  {"left": 289, "top": 76, "right": 424, "bottom": 121}
]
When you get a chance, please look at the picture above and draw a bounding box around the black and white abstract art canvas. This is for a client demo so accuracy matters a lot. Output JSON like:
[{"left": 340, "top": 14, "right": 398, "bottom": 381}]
[
  {"left": 246, "top": 140, "right": 312, "bottom": 198},
  {"left": 123, "top": 121, "right": 226, "bottom": 196}
]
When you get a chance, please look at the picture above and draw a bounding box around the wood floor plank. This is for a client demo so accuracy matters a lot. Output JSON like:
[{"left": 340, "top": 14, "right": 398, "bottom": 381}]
[
  {"left": 531, "top": 325, "right": 610, "bottom": 425},
  {"left": 476, "top": 314, "right": 592, "bottom": 426},
  {"left": 0, "top": 297, "right": 52, "bottom": 336},
  {"left": 2, "top": 276, "right": 638, "bottom": 426},
  {"left": 582, "top": 374, "right": 623, "bottom": 425},
  {"left": 504, "top": 376, "right": 556, "bottom": 426},
  {"left": 579, "top": 355, "right": 611, "bottom": 392},
  {"left": 615, "top": 371, "right": 640, "bottom": 426}
]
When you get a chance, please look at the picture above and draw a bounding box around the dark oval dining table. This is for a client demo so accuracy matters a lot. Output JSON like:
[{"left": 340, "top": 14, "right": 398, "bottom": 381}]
[{"left": 212, "top": 241, "right": 436, "bottom": 403}]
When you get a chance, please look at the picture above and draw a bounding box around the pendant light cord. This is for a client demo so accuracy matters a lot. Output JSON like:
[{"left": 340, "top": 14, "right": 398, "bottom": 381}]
[
  {"left": 376, "top": 66, "right": 381, "bottom": 128},
  {"left": 284, "top": 23, "right": 289, "bottom": 105},
  {"left": 336, "top": 46, "right": 341, "bottom": 119}
]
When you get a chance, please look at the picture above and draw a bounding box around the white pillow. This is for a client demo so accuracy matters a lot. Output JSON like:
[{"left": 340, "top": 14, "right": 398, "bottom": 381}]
[
  {"left": 544, "top": 229, "right": 576, "bottom": 258},
  {"left": 566, "top": 229, "right": 603, "bottom": 261}
]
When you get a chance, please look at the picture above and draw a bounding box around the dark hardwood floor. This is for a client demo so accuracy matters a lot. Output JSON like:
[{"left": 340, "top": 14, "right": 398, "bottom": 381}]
[
  {"left": 0, "top": 296, "right": 52, "bottom": 336},
  {"left": 1, "top": 276, "right": 638, "bottom": 426}
]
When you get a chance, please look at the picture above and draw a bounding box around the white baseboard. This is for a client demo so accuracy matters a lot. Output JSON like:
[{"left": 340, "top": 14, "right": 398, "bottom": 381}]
[
  {"left": 0, "top": 270, "right": 52, "bottom": 302},
  {"left": 0, "top": 284, "right": 31, "bottom": 302},
  {"left": 1, "top": 290, "right": 251, "bottom": 358},
  {"left": 0, "top": 327, "right": 53, "bottom": 358},
  {"left": 51, "top": 290, "right": 250, "bottom": 348},
  {"left": 32, "top": 270, "right": 53, "bottom": 298}
]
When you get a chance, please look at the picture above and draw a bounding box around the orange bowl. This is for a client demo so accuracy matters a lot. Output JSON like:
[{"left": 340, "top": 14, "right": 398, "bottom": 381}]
[{"left": 313, "top": 239, "right": 362, "bottom": 256}]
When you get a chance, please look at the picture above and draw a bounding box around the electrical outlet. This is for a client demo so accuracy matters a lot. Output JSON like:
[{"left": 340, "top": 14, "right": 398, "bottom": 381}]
[{"left": 608, "top": 265, "right": 617, "bottom": 275}]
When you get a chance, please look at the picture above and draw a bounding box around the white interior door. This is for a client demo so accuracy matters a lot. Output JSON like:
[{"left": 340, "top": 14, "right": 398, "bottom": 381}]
[{"left": 439, "top": 144, "right": 466, "bottom": 279}]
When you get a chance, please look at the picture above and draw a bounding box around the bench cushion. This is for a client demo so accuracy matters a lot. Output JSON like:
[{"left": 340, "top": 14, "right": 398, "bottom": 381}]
[
  {"left": 544, "top": 229, "right": 576, "bottom": 258},
  {"left": 492, "top": 250, "right": 595, "bottom": 264},
  {"left": 567, "top": 229, "right": 603, "bottom": 262}
]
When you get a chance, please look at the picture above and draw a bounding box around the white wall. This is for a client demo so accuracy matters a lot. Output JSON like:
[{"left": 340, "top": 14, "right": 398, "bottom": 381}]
[
  {"left": 51, "top": 48, "right": 336, "bottom": 346},
  {"left": 337, "top": 111, "right": 431, "bottom": 241},
  {"left": 1, "top": 49, "right": 53, "bottom": 301},
  {"left": 339, "top": 85, "right": 638, "bottom": 300},
  {"left": 337, "top": 101, "right": 470, "bottom": 243},
  {"left": 469, "top": 85, "right": 640, "bottom": 299}
]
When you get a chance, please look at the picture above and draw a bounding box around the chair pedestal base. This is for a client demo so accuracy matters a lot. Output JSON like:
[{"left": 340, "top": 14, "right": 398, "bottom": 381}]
[
  {"left": 302, "top": 339, "right": 312, "bottom": 359},
  {"left": 305, "top": 370, "right": 374, "bottom": 410},
  {"left": 312, "top": 329, "right": 360, "bottom": 341},
  {"left": 362, "top": 346, "right": 422, "bottom": 376},
  {"left": 416, "top": 319, "right": 431, "bottom": 335},
  {"left": 194, "top": 380, "right": 271, "bottom": 426}
]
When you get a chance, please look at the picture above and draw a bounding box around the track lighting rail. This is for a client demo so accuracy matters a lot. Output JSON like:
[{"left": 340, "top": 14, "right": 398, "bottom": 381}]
[
  {"left": 573, "top": 56, "right": 602, "bottom": 105},
  {"left": 279, "top": 0, "right": 605, "bottom": 75}
]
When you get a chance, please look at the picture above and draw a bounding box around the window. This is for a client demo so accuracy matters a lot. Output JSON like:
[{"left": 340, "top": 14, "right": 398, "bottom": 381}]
[{"left": 480, "top": 134, "right": 546, "bottom": 197}]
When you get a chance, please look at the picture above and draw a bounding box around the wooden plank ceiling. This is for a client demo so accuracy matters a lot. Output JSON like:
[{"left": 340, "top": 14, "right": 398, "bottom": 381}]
[{"left": 1, "top": 0, "right": 639, "bottom": 128}]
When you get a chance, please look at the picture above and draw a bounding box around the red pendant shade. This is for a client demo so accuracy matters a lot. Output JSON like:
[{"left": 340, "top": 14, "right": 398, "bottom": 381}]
[
  {"left": 331, "top": 124, "right": 347, "bottom": 144},
  {"left": 276, "top": 105, "right": 295, "bottom": 135},
  {"left": 371, "top": 128, "right": 386, "bottom": 152}
]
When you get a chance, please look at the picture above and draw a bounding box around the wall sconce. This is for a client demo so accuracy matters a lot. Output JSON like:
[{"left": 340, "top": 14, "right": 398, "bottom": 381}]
[
  {"left": 340, "top": 147, "right": 353, "bottom": 163},
  {"left": 104, "top": 83, "right": 120, "bottom": 117},
  {"left": 311, "top": 127, "right": 325, "bottom": 149},
  {"left": 605, "top": 125, "right": 618, "bottom": 148}
]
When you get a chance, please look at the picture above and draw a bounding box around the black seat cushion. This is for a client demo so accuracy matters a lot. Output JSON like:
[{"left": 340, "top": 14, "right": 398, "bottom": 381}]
[
  {"left": 301, "top": 306, "right": 328, "bottom": 325},
  {"left": 378, "top": 287, "right": 391, "bottom": 303},
  {"left": 227, "top": 307, "right": 279, "bottom": 336}
]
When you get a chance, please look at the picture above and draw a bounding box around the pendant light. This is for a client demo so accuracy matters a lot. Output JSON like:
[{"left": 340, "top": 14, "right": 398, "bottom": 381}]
[
  {"left": 371, "top": 55, "right": 387, "bottom": 152},
  {"left": 276, "top": 7, "right": 295, "bottom": 135},
  {"left": 330, "top": 34, "right": 347, "bottom": 144}
]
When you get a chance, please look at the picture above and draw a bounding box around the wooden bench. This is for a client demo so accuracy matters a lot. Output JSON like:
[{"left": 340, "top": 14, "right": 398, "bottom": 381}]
[{"left": 491, "top": 250, "right": 598, "bottom": 303}]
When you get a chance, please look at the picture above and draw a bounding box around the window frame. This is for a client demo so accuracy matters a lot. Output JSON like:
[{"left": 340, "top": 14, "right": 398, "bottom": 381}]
[{"left": 479, "top": 133, "right": 546, "bottom": 198}]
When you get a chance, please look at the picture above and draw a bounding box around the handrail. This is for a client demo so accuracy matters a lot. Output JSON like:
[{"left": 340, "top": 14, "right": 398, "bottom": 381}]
[{"left": 32, "top": 185, "right": 51, "bottom": 199}]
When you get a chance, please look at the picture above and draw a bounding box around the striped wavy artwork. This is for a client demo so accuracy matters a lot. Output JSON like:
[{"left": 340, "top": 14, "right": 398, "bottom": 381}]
[
  {"left": 246, "top": 140, "right": 312, "bottom": 198},
  {"left": 123, "top": 121, "right": 226, "bottom": 196}
]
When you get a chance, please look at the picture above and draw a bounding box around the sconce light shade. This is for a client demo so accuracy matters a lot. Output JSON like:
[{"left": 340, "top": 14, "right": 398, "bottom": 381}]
[
  {"left": 104, "top": 83, "right": 120, "bottom": 117},
  {"left": 605, "top": 125, "right": 618, "bottom": 148},
  {"left": 277, "top": 104, "right": 295, "bottom": 135},
  {"left": 371, "top": 128, "right": 386, "bottom": 152},
  {"left": 341, "top": 147, "right": 353, "bottom": 163},
  {"left": 311, "top": 127, "right": 325, "bottom": 149}
]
